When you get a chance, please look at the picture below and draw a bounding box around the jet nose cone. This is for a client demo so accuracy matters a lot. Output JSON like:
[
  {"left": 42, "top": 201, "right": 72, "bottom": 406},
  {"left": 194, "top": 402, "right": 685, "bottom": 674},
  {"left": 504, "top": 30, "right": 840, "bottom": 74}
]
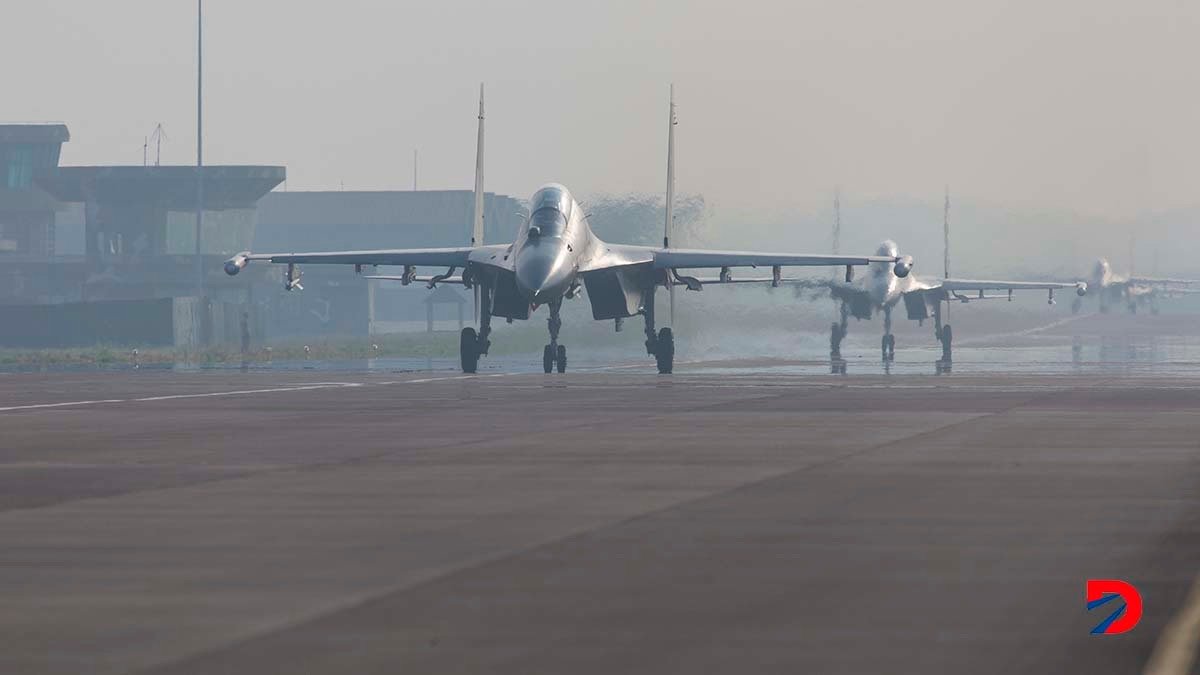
[{"left": 516, "top": 246, "right": 572, "bottom": 303}]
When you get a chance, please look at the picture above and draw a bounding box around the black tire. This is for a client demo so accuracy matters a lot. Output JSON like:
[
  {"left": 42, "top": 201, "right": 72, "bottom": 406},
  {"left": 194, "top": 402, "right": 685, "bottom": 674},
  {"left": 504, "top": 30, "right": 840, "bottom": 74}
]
[
  {"left": 656, "top": 327, "right": 675, "bottom": 374},
  {"left": 556, "top": 345, "right": 567, "bottom": 373},
  {"left": 543, "top": 344, "right": 554, "bottom": 373},
  {"left": 460, "top": 327, "right": 479, "bottom": 373}
]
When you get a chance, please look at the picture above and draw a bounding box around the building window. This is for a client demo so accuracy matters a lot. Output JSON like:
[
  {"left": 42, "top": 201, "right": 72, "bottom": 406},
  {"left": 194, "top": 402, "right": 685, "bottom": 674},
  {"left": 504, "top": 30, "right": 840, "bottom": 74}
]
[{"left": 8, "top": 146, "right": 33, "bottom": 189}]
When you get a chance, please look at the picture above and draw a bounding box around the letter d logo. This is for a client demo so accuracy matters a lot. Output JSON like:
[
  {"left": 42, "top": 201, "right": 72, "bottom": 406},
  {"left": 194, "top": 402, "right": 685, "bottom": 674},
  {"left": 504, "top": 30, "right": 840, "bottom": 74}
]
[{"left": 1086, "top": 579, "right": 1142, "bottom": 635}]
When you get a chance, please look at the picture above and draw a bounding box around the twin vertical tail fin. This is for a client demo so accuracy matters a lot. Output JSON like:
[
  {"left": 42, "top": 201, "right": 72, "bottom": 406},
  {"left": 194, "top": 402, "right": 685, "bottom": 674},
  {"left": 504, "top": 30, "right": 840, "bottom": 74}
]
[
  {"left": 665, "top": 84, "right": 677, "bottom": 325},
  {"left": 943, "top": 186, "right": 950, "bottom": 280},
  {"left": 472, "top": 83, "right": 485, "bottom": 248},
  {"left": 472, "top": 83, "right": 485, "bottom": 324}
]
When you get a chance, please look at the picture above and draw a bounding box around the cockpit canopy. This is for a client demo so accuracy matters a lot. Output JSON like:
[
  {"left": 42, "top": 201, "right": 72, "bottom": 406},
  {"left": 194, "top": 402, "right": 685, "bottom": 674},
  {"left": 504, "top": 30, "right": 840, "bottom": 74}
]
[{"left": 527, "top": 185, "right": 572, "bottom": 239}]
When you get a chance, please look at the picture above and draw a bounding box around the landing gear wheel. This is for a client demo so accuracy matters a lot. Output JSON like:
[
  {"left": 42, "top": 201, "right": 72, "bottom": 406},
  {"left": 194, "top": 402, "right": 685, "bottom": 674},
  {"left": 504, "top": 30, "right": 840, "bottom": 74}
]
[
  {"left": 460, "top": 327, "right": 479, "bottom": 374},
  {"left": 556, "top": 345, "right": 567, "bottom": 373},
  {"left": 886, "top": 334, "right": 897, "bottom": 361},
  {"left": 655, "top": 327, "right": 675, "bottom": 374},
  {"left": 940, "top": 324, "right": 953, "bottom": 361},
  {"left": 881, "top": 334, "right": 896, "bottom": 361},
  {"left": 543, "top": 344, "right": 554, "bottom": 373}
]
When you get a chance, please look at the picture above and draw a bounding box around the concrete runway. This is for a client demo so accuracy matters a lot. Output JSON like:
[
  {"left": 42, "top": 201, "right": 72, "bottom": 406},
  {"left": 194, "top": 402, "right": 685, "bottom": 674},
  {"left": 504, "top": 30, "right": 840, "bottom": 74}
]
[{"left": 0, "top": 368, "right": 1198, "bottom": 674}]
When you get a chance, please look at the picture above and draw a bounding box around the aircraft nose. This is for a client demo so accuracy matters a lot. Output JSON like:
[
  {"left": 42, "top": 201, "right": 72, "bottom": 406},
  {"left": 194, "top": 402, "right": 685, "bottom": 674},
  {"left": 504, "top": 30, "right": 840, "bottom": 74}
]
[{"left": 515, "top": 246, "right": 572, "bottom": 303}]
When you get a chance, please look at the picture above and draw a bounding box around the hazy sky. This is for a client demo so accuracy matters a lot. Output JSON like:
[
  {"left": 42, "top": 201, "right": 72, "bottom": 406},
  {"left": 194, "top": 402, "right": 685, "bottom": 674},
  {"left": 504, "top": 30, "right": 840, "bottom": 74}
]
[{"left": 5, "top": 0, "right": 1200, "bottom": 228}]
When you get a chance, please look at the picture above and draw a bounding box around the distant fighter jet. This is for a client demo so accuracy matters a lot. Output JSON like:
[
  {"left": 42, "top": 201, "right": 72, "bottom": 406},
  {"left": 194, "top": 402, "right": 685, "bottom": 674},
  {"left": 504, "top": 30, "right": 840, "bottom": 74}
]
[
  {"left": 224, "top": 86, "right": 912, "bottom": 374},
  {"left": 1072, "top": 257, "right": 1199, "bottom": 314},
  {"left": 813, "top": 240, "right": 1084, "bottom": 364}
]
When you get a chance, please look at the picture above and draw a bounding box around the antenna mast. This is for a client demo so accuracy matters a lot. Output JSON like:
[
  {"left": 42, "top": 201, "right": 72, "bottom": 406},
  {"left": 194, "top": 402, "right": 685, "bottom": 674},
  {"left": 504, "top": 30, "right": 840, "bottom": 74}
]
[{"left": 149, "top": 124, "right": 167, "bottom": 166}]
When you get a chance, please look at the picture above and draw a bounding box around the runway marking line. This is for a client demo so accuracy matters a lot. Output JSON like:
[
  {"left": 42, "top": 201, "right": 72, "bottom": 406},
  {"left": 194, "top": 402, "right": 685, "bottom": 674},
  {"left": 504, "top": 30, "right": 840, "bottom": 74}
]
[
  {"left": 0, "top": 384, "right": 359, "bottom": 413},
  {"left": 0, "top": 398, "right": 127, "bottom": 412},
  {"left": 0, "top": 373, "right": 517, "bottom": 413}
]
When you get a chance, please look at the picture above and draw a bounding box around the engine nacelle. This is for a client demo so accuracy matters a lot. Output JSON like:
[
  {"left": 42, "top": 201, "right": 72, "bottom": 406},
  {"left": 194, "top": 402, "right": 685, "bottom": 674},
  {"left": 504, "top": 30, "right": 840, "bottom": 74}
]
[
  {"left": 893, "top": 256, "right": 914, "bottom": 278},
  {"left": 224, "top": 252, "right": 250, "bottom": 276},
  {"left": 1076, "top": 282, "right": 1088, "bottom": 296}
]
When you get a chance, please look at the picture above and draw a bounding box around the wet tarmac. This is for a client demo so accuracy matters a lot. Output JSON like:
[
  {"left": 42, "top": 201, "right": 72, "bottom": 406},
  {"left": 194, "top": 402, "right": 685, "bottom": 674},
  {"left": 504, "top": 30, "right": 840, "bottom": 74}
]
[{"left": 0, "top": 363, "right": 1198, "bottom": 674}]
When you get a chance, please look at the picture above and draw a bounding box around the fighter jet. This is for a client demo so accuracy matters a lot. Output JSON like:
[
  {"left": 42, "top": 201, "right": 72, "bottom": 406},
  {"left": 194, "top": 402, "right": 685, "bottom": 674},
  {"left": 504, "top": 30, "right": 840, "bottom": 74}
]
[
  {"left": 819, "top": 239, "right": 1085, "bottom": 363},
  {"left": 223, "top": 86, "right": 913, "bottom": 374},
  {"left": 1071, "top": 257, "right": 1199, "bottom": 314}
]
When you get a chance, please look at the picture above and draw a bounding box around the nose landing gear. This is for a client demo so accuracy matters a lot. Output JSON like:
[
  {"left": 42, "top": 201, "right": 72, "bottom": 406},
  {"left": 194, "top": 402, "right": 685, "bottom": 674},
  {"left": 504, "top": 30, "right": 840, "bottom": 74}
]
[
  {"left": 881, "top": 307, "right": 896, "bottom": 361},
  {"left": 542, "top": 300, "right": 567, "bottom": 373}
]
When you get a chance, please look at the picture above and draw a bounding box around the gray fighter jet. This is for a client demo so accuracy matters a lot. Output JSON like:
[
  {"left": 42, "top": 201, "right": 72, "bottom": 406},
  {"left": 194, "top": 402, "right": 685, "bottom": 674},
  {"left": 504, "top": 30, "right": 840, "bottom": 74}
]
[
  {"left": 224, "top": 87, "right": 912, "bottom": 373},
  {"left": 821, "top": 239, "right": 1085, "bottom": 364},
  {"left": 1071, "top": 257, "right": 1199, "bottom": 314}
]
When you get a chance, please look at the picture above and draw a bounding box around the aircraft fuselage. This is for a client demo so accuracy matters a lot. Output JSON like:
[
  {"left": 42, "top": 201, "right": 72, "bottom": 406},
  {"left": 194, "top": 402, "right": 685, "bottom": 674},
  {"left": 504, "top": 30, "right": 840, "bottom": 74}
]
[{"left": 512, "top": 183, "right": 595, "bottom": 305}]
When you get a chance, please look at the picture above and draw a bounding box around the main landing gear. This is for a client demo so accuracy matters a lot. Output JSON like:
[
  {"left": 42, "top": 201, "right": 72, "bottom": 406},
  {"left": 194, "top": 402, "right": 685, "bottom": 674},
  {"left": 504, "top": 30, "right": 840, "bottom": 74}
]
[
  {"left": 459, "top": 281, "right": 493, "bottom": 374},
  {"left": 642, "top": 286, "right": 674, "bottom": 374},
  {"left": 542, "top": 300, "right": 567, "bottom": 373},
  {"left": 881, "top": 307, "right": 896, "bottom": 361},
  {"left": 939, "top": 324, "right": 953, "bottom": 361},
  {"left": 933, "top": 301, "right": 953, "bottom": 364},
  {"left": 830, "top": 301, "right": 849, "bottom": 374}
]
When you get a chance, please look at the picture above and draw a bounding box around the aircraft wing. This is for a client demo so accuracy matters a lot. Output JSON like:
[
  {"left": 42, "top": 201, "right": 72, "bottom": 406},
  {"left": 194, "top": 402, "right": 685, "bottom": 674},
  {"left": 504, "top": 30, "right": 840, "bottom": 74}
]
[
  {"left": 581, "top": 244, "right": 907, "bottom": 273},
  {"left": 1128, "top": 276, "right": 1200, "bottom": 287},
  {"left": 939, "top": 279, "right": 1084, "bottom": 292},
  {"left": 651, "top": 248, "right": 903, "bottom": 270},
  {"left": 931, "top": 278, "right": 1087, "bottom": 302},
  {"left": 223, "top": 245, "right": 512, "bottom": 275}
]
